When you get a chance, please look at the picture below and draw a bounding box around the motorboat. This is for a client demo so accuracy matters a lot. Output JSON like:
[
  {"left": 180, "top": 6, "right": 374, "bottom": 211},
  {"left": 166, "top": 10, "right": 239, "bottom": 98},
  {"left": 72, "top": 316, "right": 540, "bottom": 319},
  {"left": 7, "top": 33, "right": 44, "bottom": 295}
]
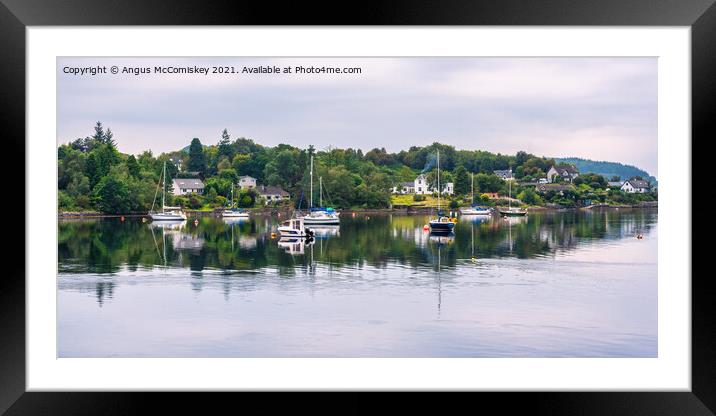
[{"left": 277, "top": 215, "right": 314, "bottom": 238}]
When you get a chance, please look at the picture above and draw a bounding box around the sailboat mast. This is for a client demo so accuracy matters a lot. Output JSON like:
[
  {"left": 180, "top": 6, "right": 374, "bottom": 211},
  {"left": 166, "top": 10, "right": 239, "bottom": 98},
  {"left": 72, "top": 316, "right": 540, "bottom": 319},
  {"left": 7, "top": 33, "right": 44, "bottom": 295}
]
[
  {"left": 319, "top": 176, "right": 323, "bottom": 207},
  {"left": 162, "top": 161, "right": 166, "bottom": 211},
  {"left": 437, "top": 150, "right": 440, "bottom": 211},
  {"left": 310, "top": 154, "right": 313, "bottom": 209},
  {"left": 508, "top": 179, "right": 511, "bottom": 209},
  {"left": 471, "top": 172, "right": 474, "bottom": 204}
]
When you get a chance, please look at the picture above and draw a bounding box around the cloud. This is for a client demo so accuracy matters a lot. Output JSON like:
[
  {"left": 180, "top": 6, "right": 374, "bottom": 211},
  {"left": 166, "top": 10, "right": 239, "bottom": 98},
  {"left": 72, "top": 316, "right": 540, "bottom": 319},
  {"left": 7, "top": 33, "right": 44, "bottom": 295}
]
[{"left": 57, "top": 57, "right": 657, "bottom": 176}]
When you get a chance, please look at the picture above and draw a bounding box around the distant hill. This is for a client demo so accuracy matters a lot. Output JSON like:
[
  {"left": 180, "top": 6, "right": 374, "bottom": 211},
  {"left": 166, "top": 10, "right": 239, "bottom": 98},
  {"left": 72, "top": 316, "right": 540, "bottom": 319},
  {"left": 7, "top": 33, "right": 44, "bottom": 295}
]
[{"left": 555, "top": 157, "right": 657, "bottom": 185}]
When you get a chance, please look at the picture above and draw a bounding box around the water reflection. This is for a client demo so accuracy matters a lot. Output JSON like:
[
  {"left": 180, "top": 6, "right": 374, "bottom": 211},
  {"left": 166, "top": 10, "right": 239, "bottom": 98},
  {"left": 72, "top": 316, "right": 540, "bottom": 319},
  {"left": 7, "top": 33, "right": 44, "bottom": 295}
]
[{"left": 58, "top": 209, "right": 658, "bottom": 276}]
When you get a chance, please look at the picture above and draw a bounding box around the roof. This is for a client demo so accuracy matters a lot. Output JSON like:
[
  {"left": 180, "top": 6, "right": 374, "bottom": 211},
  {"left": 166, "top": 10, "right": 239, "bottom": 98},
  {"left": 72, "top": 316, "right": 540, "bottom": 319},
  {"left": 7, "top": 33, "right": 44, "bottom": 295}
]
[
  {"left": 172, "top": 178, "right": 204, "bottom": 189},
  {"left": 551, "top": 165, "right": 579, "bottom": 175},
  {"left": 257, "top": 185, "right": 289, "bottom": 197},
  {"left": 608, "top": 181, "right": 624, "bottom": 187},
  {"left": 239, "top": 175, "right": 256, "bottom": 180},
  {"left": 415, "top": 174, "right": 426, "bottom": 180},
  {"left": 624, "top": 179, "right": 650, "bottom": 188},
  {"left": 494, "top": 169, "right": 513, "bottom": 177},
  {"left": 400, "top": 182, "right": 414, "bottom": 187}
]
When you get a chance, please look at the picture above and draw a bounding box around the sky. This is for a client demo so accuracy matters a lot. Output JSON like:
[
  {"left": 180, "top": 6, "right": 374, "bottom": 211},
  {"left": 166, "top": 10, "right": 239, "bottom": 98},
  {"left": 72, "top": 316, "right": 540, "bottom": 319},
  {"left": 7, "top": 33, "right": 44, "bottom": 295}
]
[{"left": 57, "top": 57, "right": 658, "bottom": 177}]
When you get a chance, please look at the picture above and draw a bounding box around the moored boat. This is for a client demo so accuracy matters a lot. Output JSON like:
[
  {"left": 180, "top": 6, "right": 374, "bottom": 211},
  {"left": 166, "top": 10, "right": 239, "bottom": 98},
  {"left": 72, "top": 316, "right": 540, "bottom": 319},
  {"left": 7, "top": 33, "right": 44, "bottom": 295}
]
[
  {"left": 499, "top": 179, "right": 527, "bottom": 217},
  {"left": 222, "top": 184, "right": 250, "bottom": 218},
  {"left": 149, "top": 161, "right": 187, "bottom": 221},
  {"left": 428, "top": 150, "right": 456, "bottom": 234},
  {"left": 277, "top": 215, "right": 315, "bottom": 238},
  {"left": 301, "top": 157, "right": 340, "bottom": 225},
  {"left": 460, "top": 172, "right": 493, "bottom": 216}
]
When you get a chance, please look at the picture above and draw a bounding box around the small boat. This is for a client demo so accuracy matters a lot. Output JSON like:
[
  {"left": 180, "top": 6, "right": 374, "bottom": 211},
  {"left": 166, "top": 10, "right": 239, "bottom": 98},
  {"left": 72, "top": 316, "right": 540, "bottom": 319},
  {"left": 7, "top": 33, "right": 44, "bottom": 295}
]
[
  {"left": 460, "top": 173, "right": 493, "bottom": 215},
  {"left": 277, "top": 215, "right": 315, "bottom": 238},
  {"left": 301, "top": 158, "right": 340, "bottom": 225},
  {"left": 499, "top": 178, "right": 527, "bottom": 217},
  {"left": 221, "top": 184, "right": 249, "bottom": 218},
  {"left": 149, "top": 161, "right": 187, "bottom": 221},
  {"left": 428, "top": 150, "right": 456, "bottom": 234}
]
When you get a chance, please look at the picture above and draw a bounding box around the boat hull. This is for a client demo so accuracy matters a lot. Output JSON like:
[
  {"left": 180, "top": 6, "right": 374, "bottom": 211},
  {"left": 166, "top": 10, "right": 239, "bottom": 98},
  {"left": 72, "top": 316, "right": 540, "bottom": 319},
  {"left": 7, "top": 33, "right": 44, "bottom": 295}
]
[
  {"left": 499, "top": 210, "right": 527, "bottom": 217},
  {"left": 428, "top": 221, "right": 455, "bottom": 234},
  {"left": 150, "top": 213, "right": 187, "bottom": 221},
  {"left": 222, "top": 212, "right": 249, "bottom": 218},
  {"left": 460, "top": 208, "right": 492, "bottom": 215},
  {"left": 302, "top": 217, "right": 340, "bottom": 225}
]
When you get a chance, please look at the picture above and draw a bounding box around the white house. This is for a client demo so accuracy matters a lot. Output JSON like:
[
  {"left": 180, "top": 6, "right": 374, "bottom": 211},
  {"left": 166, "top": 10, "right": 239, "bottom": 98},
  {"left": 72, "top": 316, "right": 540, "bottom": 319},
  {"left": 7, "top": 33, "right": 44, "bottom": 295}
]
[
  {"left": 414, "top": 174, "right": 430, "bottom": 195},
  {"left": 257, "top": 185, "right": 290, "bottom": 204},
  {"left": 391, "top": 182, "right": 415, "bottom": 194},
  {"left": 172, "top": 178, "right": 205, "bottom": 196},
  {"left": 238, "top": 175, "right": 257, "bottom": 190},
  {"left": 621, "top": 179, "right": 650, "bottom": 193},
  {"left": 441, "top": 182, "right": 454, "bottom": 195},
  {"left": 547, "top": 165, "right": 579, "bottom": 183},
  {"left": 493, "top": 169, "right": 514, "bottom": 180}
]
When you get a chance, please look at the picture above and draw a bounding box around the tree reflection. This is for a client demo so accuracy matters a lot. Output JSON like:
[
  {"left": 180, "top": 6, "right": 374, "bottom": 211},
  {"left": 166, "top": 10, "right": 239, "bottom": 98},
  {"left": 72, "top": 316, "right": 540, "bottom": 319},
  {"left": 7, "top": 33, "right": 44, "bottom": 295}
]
[{"left": 58, "top": 209, "right": 657, "bottom": 276}]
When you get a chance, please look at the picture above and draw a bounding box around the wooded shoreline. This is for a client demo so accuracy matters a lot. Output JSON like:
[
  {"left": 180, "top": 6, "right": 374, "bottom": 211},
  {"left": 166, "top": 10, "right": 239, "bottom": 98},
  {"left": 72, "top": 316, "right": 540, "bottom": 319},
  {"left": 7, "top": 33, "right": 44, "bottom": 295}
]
[{"left": 58, "top": 203, "right": 657, "bottom": 218}]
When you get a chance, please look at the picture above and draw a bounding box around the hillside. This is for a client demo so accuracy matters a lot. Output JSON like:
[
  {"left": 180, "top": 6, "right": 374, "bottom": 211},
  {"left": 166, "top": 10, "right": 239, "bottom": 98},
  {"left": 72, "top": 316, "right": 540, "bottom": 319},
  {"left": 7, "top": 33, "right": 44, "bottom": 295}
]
[{"left": 555, "top": 157, "right": 657, "bottom": 185}]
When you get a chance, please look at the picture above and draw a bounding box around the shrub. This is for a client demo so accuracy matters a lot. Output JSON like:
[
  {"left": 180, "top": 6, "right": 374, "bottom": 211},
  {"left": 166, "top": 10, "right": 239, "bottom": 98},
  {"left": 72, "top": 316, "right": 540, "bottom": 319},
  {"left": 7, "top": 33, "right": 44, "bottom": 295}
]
[{"left": 413, "top": 194, "right": 426, "bottom": 202}]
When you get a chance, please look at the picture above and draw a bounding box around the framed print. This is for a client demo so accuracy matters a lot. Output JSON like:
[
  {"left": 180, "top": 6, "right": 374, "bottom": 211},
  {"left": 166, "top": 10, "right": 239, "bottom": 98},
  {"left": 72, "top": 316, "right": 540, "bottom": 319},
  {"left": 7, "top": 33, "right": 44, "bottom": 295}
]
[{"left": 2, "top": 0, "right": 712, "bottom": 414}]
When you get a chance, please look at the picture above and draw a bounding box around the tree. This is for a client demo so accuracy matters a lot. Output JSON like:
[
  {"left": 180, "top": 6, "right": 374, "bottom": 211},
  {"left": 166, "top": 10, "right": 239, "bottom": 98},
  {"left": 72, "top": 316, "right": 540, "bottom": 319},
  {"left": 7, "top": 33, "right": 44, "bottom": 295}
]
[
  {"left": 126, "top": 155, "right": 140, "bottom": 178},
  {"left": 453, "top": 166, "right": 470, "bottom": 195},
  {"left": 217, "top": 129, "right": 234, "bottom": 160},
  {"left": 187, "top": 138, "right": 206, "bottom": 175}
]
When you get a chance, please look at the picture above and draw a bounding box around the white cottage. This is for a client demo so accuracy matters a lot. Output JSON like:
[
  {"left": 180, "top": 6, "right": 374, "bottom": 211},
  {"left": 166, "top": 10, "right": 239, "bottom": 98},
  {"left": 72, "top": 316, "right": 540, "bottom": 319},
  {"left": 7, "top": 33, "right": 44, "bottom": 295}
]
[
  {"left": 172, "top": 178, "right": 205, "bottom": 196},
  {"left": 621, "top": 179, "right": 650, "bottom": 193},
  {"left": 238, "top": 175, "right": 257, "bottom": 190},
  {"left": 414, "top": 174, "right": 430, "bottom": 195}
]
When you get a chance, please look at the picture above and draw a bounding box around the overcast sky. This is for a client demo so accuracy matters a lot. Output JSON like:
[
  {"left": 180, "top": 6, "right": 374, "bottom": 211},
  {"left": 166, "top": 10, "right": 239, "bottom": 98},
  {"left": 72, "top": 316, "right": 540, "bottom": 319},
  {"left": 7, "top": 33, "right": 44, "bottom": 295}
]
[{"left": 57, "top": 57, "right": 657, "bottom": 177}]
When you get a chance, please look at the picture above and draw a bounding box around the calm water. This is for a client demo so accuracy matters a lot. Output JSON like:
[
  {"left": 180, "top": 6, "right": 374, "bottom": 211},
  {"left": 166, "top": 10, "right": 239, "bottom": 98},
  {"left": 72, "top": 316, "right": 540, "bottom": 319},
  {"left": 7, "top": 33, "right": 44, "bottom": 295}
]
[{"left": 58, "top": 209, "right": 657, "bottom": 357}]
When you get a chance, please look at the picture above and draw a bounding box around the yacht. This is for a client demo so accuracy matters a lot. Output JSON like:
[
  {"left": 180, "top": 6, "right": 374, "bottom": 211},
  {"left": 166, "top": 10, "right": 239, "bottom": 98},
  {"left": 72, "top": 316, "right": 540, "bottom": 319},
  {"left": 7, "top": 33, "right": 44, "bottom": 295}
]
[
  {"left": 499, "top": 178, "right": 527, "bottom": 217},
  {"left": 428, "top": 150, "right": 456, "bottom": 234},
  {"left": 460, "top": 172, "right": 493, "bottom": 216},
  {"left": 149, "top": 161, "right": 187, "bottom": 221},
  {"left": 302, "top": 157, "right": 340, "bottom": 225},
  {"left": 221, "top": 184, "right": 249, "bottom": 218}
]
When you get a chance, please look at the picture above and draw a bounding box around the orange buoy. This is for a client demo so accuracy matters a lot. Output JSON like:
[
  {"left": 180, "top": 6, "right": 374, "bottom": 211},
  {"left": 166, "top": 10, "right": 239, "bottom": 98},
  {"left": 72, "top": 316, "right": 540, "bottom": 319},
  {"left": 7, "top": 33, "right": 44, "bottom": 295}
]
[
  {"left": 120, "top": 216, "right": 125, "bottom": 222},
  {"left": 423, "top": 225, "right": 429, "bottom": 231},
  {"left": 352, "top": 212, "right": 356, "bottom": 218},
  {"left": 271, "top": 232, "right": 277, "bottom": 239},
  {"left": 194, "top": 219, "right": 199, "bottom": 226}
]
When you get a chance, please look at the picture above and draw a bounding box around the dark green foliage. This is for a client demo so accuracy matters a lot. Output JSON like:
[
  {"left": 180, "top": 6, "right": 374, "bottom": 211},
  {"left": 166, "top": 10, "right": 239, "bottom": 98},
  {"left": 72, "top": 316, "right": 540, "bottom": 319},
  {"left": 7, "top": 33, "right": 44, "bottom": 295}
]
[{"left": 187, "top": 138, "right": 206, "bottom": 174}]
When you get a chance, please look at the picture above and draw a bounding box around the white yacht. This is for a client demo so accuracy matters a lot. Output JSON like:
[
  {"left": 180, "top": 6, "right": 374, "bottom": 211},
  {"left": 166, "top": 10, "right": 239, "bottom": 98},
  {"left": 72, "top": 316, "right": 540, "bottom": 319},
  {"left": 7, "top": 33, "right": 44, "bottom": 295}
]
[
  {"left": 302, "top": 157, "right": 340, "bottom": 225},
  {"left": 277, "top": 215, "right": 314, "bottom": 238},
  {"left": 149, "top": 161, "right": 187, "bottom": 221},
  {"left": 221, "top": 184, "right": 249, "bottom": 219},
  {"left": 460, "top": 172, "right": 493, "bottom": 216}
]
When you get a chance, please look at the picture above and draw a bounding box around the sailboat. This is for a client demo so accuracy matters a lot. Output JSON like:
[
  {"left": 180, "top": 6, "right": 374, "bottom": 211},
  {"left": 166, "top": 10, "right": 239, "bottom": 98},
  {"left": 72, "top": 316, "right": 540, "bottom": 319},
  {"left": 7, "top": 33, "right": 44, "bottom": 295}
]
[
  {"left": 302, "top": 155, "right": 340, "bottom": 225},
  {"left": 499, "top": 178, "right": 527, "bottom": 217},
  {"left": 221, "top": 183, "right": 249, "bottom": 218},
  {"left": 460, "top": 172, "right": 492, "bottom": 215},
  {"left": 428, "top": 150, "right": 456, "bottom": 234},
  {"left": 149, "top": 161, "right": 187, "bottom": 221}
]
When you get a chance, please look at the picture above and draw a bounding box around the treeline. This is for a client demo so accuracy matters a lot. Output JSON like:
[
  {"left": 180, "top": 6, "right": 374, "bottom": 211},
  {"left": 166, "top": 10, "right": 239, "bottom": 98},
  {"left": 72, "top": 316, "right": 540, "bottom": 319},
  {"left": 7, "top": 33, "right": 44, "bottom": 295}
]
[
  {"left": 555, "top": 157, "right": 657, "bottom": 185},
  {"left": 58, "top": 123, "right": 655, "bottom": 213}
]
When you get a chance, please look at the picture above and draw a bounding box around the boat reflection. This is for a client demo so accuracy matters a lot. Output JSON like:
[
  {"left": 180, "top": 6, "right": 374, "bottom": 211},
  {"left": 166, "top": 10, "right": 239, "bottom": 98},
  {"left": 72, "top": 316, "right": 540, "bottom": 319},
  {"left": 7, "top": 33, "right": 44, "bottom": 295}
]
[
  {"left": 277, "top": 236, "right": 314, "bottom": 255},
  {"left": 310, "top": 225, "right": 340, "bottom": 239}
]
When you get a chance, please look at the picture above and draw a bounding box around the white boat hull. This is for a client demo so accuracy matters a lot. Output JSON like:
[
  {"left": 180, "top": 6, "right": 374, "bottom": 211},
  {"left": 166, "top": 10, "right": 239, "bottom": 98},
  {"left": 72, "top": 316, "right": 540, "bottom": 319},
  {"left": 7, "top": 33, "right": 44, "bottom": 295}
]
[
  {"left": 222, "top": 212, "right": 249, "bottom": 218},
  {"left": 460, "top": 208, "right": 492, "bottom": 215},
  {"left": 302, "top": 216, "right": 340, "bottom": 225},
  {"left": 150, "top": 212, "right": 187, "bottom": 221}
]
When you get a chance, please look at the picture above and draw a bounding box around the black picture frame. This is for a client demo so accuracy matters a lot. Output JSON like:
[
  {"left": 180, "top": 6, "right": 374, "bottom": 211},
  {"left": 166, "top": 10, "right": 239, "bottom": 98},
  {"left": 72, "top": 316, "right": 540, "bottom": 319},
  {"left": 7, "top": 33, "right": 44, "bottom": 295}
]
[{"left": 1, "top": 0, "right": 710, "bottom": 414}]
